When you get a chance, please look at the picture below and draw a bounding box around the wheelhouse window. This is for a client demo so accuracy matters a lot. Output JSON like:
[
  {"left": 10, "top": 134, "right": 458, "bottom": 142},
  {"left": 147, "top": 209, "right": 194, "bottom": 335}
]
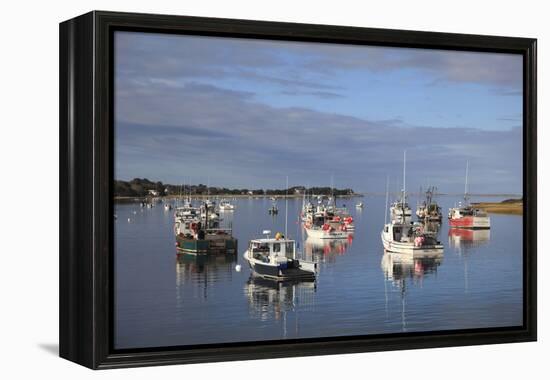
[{"left": 285, "top": 242, "right": 294, "bottom": 257}]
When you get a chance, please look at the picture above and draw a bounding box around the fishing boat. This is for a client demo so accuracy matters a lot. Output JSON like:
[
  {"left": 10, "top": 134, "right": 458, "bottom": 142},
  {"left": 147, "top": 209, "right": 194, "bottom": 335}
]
[
  {"left": 174, "top": 217, "right": 237, "bottom": 255},
  {"left": 416, "top": 186, "right": 442, "bottom": 222},
  {"left": 303, "top": 208, "right": 351, "bottom": 239},
  {"left": 174, "top": 200, "right": 236, "bottom": 254},
  {"left": 381, "top": 152, "right": 444, "bottom": 255},
  {"left": 219, "top": 199, "right": 235, "bottom": 211},
  {"left": 268, "top": 202, "right": 278, "bottom": 215},
  {"left": 448, "top": 205, "right": 490, "bottom": 229},
  {"left": 381, "top": 220, "right": 444, "bottom": 255},
  {"left": 243, "top": 231, "right": 317, "bottom": 280},
  {"left": 448, "top": 162, "right": 491, "bottom": 229},
  {"left": 356, "top": 202, "right": 364, "bottom": 209}
]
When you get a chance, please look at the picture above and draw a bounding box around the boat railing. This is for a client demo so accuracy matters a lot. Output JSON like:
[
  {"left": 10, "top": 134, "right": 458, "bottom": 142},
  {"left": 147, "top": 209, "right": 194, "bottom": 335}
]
[{"left": 205, "top": 227, "right": 233, "bottom": 234}]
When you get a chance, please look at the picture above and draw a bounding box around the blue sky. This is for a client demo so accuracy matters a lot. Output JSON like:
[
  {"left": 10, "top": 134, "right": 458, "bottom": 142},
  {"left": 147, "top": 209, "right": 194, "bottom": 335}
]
[{"left": 114, "top": 31, "right": 523, "bottom": 194}]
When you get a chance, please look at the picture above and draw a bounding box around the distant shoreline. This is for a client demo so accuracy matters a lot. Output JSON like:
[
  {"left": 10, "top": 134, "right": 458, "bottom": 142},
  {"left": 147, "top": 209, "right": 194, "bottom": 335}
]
[
  {"left": 472, "top": 199, "right": 523, "bottom": 215},
  {"left": 114, "top": 193, "right": 522, "bottom": 202},
  {"left": 114, "top": 194, "right": 362, "bottom": 202}
]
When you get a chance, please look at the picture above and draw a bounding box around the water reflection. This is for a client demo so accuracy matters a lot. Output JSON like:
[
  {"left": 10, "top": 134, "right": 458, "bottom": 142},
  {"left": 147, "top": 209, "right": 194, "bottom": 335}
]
[
  {"left": 381, "top": 251, "right": 444, "bottom": 332},
  {"left": 115, "top": 196, "right": 522, "bottom": 348},
  {"left": 244, "top": 275, "right": 316, "bottom": 324},
  {"left": 448, "top": 228, "right": 491, "bottom": 251},
  {"left": 303, "top": 236, "right": 352, "bottom": 263},
  {"left": 381, "top": 251, "right": 443, "bottom": 288},
  {"left": 176, "top": 253, "right": 237, "bottom": 300},
  {"left": 448, "top": 228, "right": 491, "bottom": 293}
]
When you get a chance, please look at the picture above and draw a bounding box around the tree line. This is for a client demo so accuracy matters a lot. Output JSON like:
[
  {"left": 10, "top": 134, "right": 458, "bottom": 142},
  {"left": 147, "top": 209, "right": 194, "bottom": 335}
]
[{"left": 114, "top": 178, "right": 355, "bottom": 197}]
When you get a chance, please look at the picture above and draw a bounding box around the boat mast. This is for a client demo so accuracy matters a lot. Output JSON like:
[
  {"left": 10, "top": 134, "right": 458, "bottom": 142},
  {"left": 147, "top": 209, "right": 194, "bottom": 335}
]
[
  {"left": 330, "top": 174, "right": 335, "bottom": 208},
  {"left": 464, "top": 161, "right": 470, "bottom": 204},
  {"left": 285, "top": 176, "right": 289, "bottom": 237},
  {"left": 402, "top": 150, "right": 407, "bottom": 208},
  {"left": 385, "top": 175, "right": 390, "bottom": 225}
]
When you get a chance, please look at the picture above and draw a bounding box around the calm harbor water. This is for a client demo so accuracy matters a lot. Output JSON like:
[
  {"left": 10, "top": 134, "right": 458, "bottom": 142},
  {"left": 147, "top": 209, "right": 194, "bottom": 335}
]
[{"left": 114, "top": 195, "right": 523, "bottom": 349}]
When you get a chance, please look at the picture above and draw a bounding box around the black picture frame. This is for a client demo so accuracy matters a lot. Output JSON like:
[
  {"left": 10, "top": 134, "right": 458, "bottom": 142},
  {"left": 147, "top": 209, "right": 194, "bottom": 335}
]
[{"left": 59, "top": 10, "right": 537, "bottom": 369}]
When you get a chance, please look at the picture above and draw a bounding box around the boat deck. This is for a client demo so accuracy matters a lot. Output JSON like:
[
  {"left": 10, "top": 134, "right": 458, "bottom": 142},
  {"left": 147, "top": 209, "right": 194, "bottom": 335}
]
[{"left": 278, "top": 267, "right": 316, "bottom": 280}]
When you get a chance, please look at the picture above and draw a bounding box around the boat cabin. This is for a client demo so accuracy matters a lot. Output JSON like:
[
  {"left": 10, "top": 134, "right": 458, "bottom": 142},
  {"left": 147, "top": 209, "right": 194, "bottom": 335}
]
[
  {"left": 383, "top": 222, "right": 439, "bottom": 245},
  {"left": 450, "top": 206, "right": 488, "bottom": 219},
  {"left": 174, "top": 206, "right": 199, "bottom": 219},
  {"left": 384, "top": 223, "right": 413, "bottom": 243},
  {"left": 248, "top": 238, "right": 296, "bottom": 263}
]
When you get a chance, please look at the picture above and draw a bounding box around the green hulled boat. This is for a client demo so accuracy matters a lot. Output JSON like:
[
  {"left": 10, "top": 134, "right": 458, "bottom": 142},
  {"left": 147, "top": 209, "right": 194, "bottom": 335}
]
[{"left": 175, "top": 231, "right": 238, "bottom": 255}]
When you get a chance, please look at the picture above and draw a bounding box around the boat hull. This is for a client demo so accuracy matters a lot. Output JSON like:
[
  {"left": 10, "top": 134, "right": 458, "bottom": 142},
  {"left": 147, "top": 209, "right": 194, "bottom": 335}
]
[
  {"left": 176, "top": 235, "right": 238, "bottom": 255},
  {"left": 303, "top": 225, "right": 349, "bottom": 239},
  {"left": 381, "top": 232, "right": 444, "bottom": 255},
  {"left": 448, "top": 215, "right": 490, "bottom": 229},
  {"left": 243, "top": 251, "right": 316, "bottom": 280}
]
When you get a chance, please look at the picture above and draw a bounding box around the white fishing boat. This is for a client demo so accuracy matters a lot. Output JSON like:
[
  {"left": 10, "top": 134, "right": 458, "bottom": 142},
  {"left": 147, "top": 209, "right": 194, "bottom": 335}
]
[
  {"left": 381, "top": 221, "right": 444, "bottom": 255},
  {"left": 356, "top": 202, "right": 364, "bottom": 209},
  {"left": 303, "top": 209, "right": 350, "bottom": 239},
  {"left": 381, "top": 151, "right": 444, "bottom": 255},
  {"left": 219, "top": 199, "right": 235, "bottom": 211},
  {"left": 243, "top": 231, "right": 317, "bottom": 280}
]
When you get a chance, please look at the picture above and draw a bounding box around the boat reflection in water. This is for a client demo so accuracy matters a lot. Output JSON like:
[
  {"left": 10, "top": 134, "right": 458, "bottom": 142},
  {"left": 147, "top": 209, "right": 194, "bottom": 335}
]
[
  {"left": 175, "top": 253, "right": 237, "bottom": 301},
  {"left": 381, "top": 251, "right": 443, "bottom": 332},
  {"left": 244, "top": 275, "right": 316, "bottom": 326},
  {"left": 381, "top": 251, "right": 443, "bottom": 288},
  {"left": 448, "top": 228, "right": 491, "bottom": 250},
  {"left": 448, "top": 228, "right": 491, "bottom": 293},
  {"left": 303, "top": 235, "right": 352, "bottom": 263}
]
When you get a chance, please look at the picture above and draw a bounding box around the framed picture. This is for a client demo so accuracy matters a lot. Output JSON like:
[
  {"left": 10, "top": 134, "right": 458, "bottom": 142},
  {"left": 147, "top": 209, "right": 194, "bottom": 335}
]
[{"left": 59, "top": 11, "right": 537, "bottom": 369}]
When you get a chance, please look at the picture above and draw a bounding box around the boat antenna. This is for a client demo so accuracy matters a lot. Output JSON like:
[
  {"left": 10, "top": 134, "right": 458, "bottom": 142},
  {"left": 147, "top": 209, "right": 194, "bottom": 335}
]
[
  {"left": 402, "top": 150, "right": 407, "bottom": 207},
  {"left": 464, "top": 160, "right": 470, "bottom": 204},
  {"left": 385, "top": 175, "right": 390, "bottom": 225},
  {"left": 285, "top": 176, "right": 289, "bottom": 238},
  {"left": 331, "top": 174, "right": 335, "bottom": 208}
]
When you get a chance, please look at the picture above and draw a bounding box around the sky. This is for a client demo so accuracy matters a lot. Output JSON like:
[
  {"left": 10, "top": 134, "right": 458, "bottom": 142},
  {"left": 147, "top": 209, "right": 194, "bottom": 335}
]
[{"left": 114, "top": 31, "right": 523, "bottom": 194}]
